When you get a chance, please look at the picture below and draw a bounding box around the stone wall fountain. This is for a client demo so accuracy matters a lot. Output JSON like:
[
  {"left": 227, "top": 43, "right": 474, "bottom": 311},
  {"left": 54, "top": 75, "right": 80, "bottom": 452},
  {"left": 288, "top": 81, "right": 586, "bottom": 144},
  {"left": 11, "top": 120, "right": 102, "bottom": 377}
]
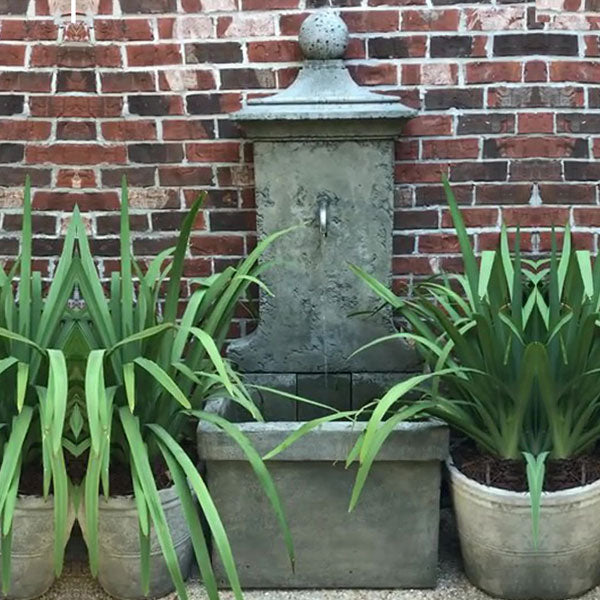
[
  {"left": 199, "top": 12, "right": 448, "bottom": 590},
  {"left": 228, "top": 11, "right": 419, "bottom": 418}
]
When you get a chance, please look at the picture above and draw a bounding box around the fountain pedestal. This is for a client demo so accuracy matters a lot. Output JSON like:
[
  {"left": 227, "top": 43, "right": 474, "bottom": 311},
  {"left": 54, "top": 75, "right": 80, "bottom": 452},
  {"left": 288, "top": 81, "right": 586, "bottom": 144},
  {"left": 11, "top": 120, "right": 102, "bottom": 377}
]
[{"left": 228, "top": 12, "right": 418, "bottom": 416}]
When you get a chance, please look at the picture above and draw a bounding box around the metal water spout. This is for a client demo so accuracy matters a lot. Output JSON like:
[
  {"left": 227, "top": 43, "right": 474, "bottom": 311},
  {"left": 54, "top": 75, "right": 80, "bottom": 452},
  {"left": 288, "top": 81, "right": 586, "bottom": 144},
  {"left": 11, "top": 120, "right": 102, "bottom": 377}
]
[
  {"left": 318, "top": 194, "right": 329, "bottom": 238},
  {"left": 228, "top": 10, "right": 418, "bottom": 417}
]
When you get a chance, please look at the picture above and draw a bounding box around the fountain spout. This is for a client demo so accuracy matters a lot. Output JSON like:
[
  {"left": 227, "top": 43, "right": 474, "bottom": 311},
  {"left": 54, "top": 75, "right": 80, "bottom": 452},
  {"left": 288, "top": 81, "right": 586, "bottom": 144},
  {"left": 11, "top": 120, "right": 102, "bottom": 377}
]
[{"left": 318, "top": 193, "right": 329, "bottom": 238}]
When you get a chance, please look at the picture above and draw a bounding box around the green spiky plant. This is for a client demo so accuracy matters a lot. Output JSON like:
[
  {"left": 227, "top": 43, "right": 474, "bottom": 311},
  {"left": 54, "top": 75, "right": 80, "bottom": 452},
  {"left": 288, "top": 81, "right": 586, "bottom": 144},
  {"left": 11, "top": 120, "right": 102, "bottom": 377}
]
[
  {"left": 347, "top": 176, "right": 600, "bottom": 545},
  {"left": 74, "top": 178, "right": 295, "bottom": 600},
  {"left": 0, "top": 177, "right": 76, "bottom": 593}
]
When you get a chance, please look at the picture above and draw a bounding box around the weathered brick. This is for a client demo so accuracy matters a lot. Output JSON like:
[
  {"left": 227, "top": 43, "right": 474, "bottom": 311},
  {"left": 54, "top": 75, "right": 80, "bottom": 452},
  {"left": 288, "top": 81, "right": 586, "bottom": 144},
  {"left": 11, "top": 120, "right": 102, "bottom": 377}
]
[
  {"left": 494, "top": 34, "right": 579, "bottom": 57},
  {"left": 430, "top": 36, "right": 472, "bottom": 58},
  {"left": 458, "top": 114, "right": 515, "bottom": 135},
  {"left": 185, "top": 42, "right": 242, "bottom": 64},
  {"left": 29, "top": 97, "right": 123, "bottom": 118},
  {"left": 483, "top": 137, "right": 587, "bottom": 159},
  {"left": 56, "top": 121, "right": 97, "bottom": 140},
  {"left": 128, "top": 45, "right": 181, "bottom": 69},
  {"left": 101, "top": 72, "right": 156, "bottom": 93},
  {"left": 425, "top": 88, "right": 483, "bottom": 110},
  {"left": 128, "top": 143, "right": 184, "bottom": 163},
  {"left": 0, "top": 72, "right": 51, "bottom": 92},
  {"left": 27, "top": 144, "right": 127, "bottom": 165},
  {"left": 102, "top": 121, "right": 157, "bottom": 141},
  {"left": 120, "top": 0, "right": 177, "bottom": 13},
  {"left": 0, "top": 96, "right": 23, "bottom": 115},
  {"left": 488, "top": 86, "right": 584, "bottom": 109},
  {"left": 56, "top": 70, "right": 97, "bottom": 93},
  {"left": 128, "top": 95, "right": 180, "bottom": 116}
]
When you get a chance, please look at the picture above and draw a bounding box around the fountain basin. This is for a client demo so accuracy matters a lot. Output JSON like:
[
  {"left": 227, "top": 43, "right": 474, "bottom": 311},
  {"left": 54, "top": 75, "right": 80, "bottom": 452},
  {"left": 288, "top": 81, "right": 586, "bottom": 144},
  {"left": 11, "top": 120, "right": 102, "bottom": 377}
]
[{"left": 197, "top": 398, "right": 448, "bottom": 589}]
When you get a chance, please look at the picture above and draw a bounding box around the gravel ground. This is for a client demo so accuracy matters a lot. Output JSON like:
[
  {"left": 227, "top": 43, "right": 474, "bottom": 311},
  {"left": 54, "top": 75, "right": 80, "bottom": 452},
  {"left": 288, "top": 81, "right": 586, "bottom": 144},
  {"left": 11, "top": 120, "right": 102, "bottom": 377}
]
[{"left": 37, "top": 510, "right": 600, "bottom": 600}]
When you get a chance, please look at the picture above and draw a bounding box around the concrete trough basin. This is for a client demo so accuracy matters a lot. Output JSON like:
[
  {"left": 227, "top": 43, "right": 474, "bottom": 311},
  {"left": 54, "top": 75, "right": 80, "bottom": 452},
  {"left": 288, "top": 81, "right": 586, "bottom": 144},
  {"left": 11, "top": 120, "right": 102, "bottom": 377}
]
[{"left": 197, "top": 399, "right": 448, "bottom": 590}]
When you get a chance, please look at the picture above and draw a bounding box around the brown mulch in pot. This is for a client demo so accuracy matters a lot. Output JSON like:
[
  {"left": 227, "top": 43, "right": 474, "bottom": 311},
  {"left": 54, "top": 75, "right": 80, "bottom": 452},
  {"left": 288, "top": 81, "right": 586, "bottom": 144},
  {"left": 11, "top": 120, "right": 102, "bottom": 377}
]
[{"left": 452, "top": 440, "right": 600, "bottom": 493}]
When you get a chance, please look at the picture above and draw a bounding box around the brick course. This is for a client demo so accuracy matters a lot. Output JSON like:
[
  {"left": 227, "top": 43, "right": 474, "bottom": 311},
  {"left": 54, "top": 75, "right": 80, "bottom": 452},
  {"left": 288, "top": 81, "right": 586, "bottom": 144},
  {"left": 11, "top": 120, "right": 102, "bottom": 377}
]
[{"left": 0, "top": 1, "right": 598, "bottom": 323}]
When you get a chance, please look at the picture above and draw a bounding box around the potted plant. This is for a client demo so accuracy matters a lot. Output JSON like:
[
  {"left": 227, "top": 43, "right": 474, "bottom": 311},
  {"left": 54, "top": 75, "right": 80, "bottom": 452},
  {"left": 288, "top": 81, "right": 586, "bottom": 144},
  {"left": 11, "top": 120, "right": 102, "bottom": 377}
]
[
  {"left": 350, "top": 177, "right": 600, "bottom": 600},
  {"left": 0, "top": 177, "right": 76, "bottom": 598},
  {"left": 74, "top": 179, "right": 294, "bottom": 600}
]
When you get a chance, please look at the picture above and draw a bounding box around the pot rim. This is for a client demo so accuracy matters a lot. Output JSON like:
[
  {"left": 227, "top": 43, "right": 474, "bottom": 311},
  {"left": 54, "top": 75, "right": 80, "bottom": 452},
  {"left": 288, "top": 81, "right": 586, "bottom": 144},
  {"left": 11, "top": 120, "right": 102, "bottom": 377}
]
[
  {"left": 447, "top": 456, "right": 600, "bottom": 506},
  {"left": 97, "top": 484, "right": 179, "bottom": 511}
]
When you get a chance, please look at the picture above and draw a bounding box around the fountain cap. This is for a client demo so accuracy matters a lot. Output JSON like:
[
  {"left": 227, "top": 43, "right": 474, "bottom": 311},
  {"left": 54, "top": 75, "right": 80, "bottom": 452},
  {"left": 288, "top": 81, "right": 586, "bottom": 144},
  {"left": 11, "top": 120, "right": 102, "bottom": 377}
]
[{"left": 299, "top": 12, "right": 349, "bottom": 60}]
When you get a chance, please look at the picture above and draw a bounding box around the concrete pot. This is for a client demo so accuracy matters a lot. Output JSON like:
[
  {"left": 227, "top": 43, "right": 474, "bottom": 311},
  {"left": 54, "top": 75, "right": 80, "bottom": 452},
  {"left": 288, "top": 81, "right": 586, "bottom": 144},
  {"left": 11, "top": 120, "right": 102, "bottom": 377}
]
[
  {"left": 0, "top": 496, "right": 70, "bottom": 599},
  {"left": 80, "top": 486, "right": 194, "bottom": 600},
  {"left": 448, "top": 458, "right": 600, "bottom": 600},
  {"left": 198, "top": 402, "right": 448, "bottom": 589}
]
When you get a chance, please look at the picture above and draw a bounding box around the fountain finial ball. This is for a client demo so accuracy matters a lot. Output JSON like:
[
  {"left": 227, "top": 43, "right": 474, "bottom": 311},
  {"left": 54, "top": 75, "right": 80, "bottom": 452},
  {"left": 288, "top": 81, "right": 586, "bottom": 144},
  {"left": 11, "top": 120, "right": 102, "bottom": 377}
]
[{"left": 298, "top": 12, "right": 349, "bottom": 60}]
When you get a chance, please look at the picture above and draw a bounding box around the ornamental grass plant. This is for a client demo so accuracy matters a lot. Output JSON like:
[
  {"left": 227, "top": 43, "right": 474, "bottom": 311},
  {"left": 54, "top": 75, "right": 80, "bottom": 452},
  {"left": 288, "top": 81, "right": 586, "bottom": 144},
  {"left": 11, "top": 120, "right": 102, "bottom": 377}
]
[
  {"left": 348, "top": 176, "right": 600, "bottom": 542},
  {"left": 74, "top": 179, "right": 295, "bottom": 600},
  {"left": 0, "top": 177, "right": 76, "bottom": 593}
]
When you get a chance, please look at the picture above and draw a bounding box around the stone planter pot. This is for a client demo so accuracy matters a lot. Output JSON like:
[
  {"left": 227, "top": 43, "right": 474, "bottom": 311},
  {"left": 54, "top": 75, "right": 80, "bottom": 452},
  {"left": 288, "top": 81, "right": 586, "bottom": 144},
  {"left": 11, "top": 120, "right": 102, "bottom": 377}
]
[
  {"left": 448, "top": 458, "right": 600, "bottom": 600},
  {"left": 79, "top": 486, "right": 194, "bottom": 600},
  {"left": 198, "top": 400, "right": 448, "bottom": 589},
  {"left": 1, "top": 495, "right": 74, "bottom": 599}
]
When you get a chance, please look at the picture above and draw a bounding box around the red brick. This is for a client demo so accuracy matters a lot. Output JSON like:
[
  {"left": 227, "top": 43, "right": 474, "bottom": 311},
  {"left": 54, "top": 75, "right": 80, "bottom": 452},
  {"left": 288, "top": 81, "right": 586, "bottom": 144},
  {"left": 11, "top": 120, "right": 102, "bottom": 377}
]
[
  {"left": 396, "top": 162, "right": 449, "bottom": 183},
  {"left": 0, "top": 44, "right": 25, "bottom": 66},
  {"left": 540, "top": 184, "right": 596, "bottom": 205},
  {"left": 422, "top": 138, "right": 480, "bottom": 160},
  {"left": 517, "top": 113, "right": 554, "bottom": 134},
  {"left": 551, "top": 62, "right": 600, "bottom": 83},
  {"left": 441, "top": 208, "right": 499, "bottom": 228},
  {"left": 101, "top": 121, "right": 157, "bottom": 141},
  {"left": 0, "top": 120, "right": 51, "bottom": 141},
  {"left": 26, "top": 144, "right": 127, "bottom": 165},
  {"left": 404, "top": 115, "right": 453, "bottom": 136},
  {"left": 476, "top": 184, "right": 532, "bottom": 205},
  {"left": 29, "top": 97, "right": 123, "bottom": 118},
  {"left": 524, "top": 61, "right": 548, "bottom": 83},
  {"left": 163, "top": 120, "right": 214, "bottom": 140},
  {"left": 574, "top": 208, "right": 600, "bottom": 227},
  {"left": 247, "top": 40, "right": 301, "bottom": 62},
  {"left": 0, "top": 20, "right": 57, "bottom": 40},
  {"left": 0, "top": 72, "right": 51, "bottom": 92},
  {"left": 33, "top": 191, "right": 120, "bottom": 211},
  {"left": 56, "top": 169, "right": 97, "bottom": 188},
  {"left": 349, "top": 63, "right": 397, "bottom": 86},
  {"left": 418, "top": 233, "right": 461, "bottom": 253},
  {"left": 342, "top": 10, "right": 399, "bottom": 33},
  {"left": 95, "top": 19, "right": 154, "bottom": 41},
  {"left": 159, "top": 166, "right": 213, "bottom": 186},
  {"left": 394, "top": 209, "right": 438, "bottom": 229},
  {"left": 484, "top": 137, "right": 585, "bottom": 159},
  {"left": 101, "top": 72, "right": 156, "bottom": 93},
  {"left": 466, "top": 62, "right": 521, "bottom": 84},
  {"left": 127, "top": 44, "right": 182, "bottom": 67},
  {"left": 402, "top": 9, "right": 460, "bottom": 31},
  {"left": 190, "top": 234, "right": 245, "bottom": 255},
  {"left": 158, "top": 70, "right": 216, "bottom": 91},
  {"left": 186, "top": 142, "right": 239, "bottom": 162},
  {"left": 502, "top": 207, "right": 569, "bottom": 227},
  {"left": 241, "top": 0, "right": 298, "bottom": 9},
  {"left": 395, "top": 140, "right": 418, "bottom": 160},
  {"left": 55, "top": 45, "right": 122, "bottom": 68}
]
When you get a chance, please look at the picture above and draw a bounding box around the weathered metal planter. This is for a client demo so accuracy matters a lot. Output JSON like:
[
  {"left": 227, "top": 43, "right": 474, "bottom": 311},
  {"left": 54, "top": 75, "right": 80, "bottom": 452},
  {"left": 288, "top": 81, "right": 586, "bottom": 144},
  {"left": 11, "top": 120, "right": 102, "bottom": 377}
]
[
  {"left": 198, "top": 400, "right": 448, "bottom": 589},
  {"left": 79, "top": 487, "right": 193, "bottom": 600},
  {"left": 448, "top": 459, "right": 600, "bottom": 600},
  {"left": 0, "top": 496, "right": 72, "bottom": 600}
]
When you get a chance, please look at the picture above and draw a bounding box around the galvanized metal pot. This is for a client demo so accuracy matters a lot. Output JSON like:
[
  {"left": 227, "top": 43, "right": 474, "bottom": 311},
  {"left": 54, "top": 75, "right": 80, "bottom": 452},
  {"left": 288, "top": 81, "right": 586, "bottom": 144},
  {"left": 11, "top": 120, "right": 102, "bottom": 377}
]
[
  {"left": 448, "top": 458, "right": 600, "bottom": 600},
  {"left": 80, "top": 486, "right": 193, "bottom": 600},
  {"left": 1, "top": 495, "right": 76, "bottom": 600}
]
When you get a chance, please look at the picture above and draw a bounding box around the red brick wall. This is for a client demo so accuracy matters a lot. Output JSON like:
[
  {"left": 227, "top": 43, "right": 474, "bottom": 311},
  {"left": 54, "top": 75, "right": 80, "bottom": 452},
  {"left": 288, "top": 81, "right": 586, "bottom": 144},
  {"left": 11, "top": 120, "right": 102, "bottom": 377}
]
[{"left": 0, "top": 0, "right": 598, "bottom": 312}]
